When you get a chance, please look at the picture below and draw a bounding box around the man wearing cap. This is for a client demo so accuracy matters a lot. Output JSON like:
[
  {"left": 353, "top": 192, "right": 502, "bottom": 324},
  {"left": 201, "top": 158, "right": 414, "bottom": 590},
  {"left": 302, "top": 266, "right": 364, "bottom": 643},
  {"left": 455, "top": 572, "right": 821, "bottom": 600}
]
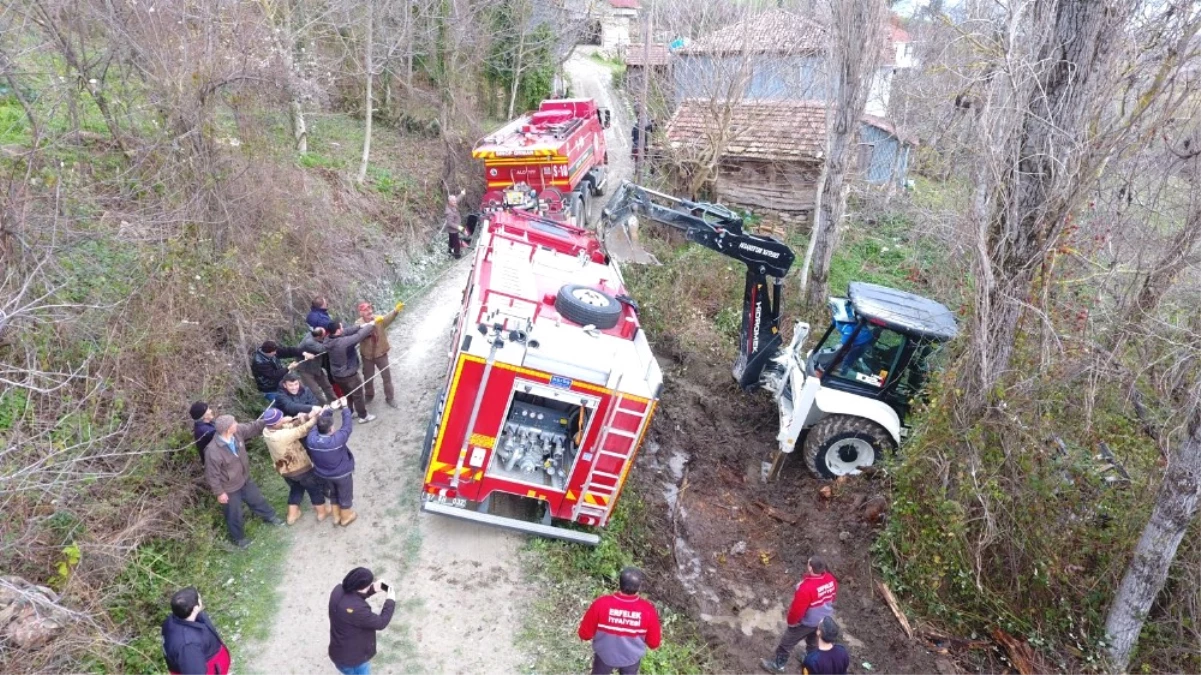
[
  {"left": 801, "top": 617, "right": 850, "bottom": 675},
  {"left": 329, "top": 567, "right": 396, "bottom": 675},
  {"left": 761, "top": 556, "right": 839, "bottom": 674},
  {"left": 325, "top": 320, "right": 378, "bottom": 424},
  {"left": 578, "top": 566, "right": 662, "bottom": 674},
  {"left": 297, "top": 326, "right": 336, "bottom": 403},
  {"left": 189, "top": 402, "right": 216, "bottom": 464},
  {"left": 354, "top": 300, "right": 404, "bottom": 409},
  {"left": 203, "top": 413, "right": 282, "bottom": 548},
  {"left": 251, "top": 340, "right": 305, "bottom": 403},
  {"left": 260, "top": 405, "right": 328, "bottom": 525}
]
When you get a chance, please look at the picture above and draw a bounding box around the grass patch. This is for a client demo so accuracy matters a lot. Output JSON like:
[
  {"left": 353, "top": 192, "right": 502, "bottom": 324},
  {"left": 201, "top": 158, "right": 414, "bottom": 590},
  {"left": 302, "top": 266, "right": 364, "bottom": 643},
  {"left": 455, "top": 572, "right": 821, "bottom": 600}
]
[
  {"left": 589, "top": 51, "right": 627, "bottom": 75},
  {"left": 519, "top": 489, "right": 714, "bottom": 674},
  {"left": 94, "top": 398, "right": 293, "bottom": 674}
]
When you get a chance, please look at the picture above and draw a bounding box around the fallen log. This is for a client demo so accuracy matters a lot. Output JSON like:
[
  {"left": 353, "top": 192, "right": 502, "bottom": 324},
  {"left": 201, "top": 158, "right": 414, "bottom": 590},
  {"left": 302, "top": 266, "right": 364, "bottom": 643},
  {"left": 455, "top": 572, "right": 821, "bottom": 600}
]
[
  {"left": 876, "top": 581, "right": 914, "bottom": 639},
  {"left": 992, "top": 627, "right": 1051, "bottom": 675},
  {"left": 753, "top": 501, "right": 799, "bottom": 525}
]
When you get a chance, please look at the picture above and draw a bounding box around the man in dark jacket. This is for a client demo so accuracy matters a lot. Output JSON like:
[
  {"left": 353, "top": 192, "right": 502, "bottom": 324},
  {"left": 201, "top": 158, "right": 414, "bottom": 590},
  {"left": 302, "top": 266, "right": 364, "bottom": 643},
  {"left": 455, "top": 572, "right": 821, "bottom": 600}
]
[
  {"left": 329, "top": 567, "right": 396, "bottom": 675},
  {"left": 297, "top": 327, "right": 336, "bottom": 403},
  {"left": 203, "top": 414, "right": 283, "bottom": 548},
  {"left": 801, "top": 617, "right": 850, "bottom": 675},
  {"left": 307, "top": 402, "right": 358, "bottom": 526},
  {"left": 251, "top": 340, "right": 304, "bottom": 403},
  {"left": 325, "top": 321, "right": 378, "bottom": 423},
  {"left": 275, "top": 374, "right": 322, "bottom": 417},
  {"left": 307, "top": 296, "right": 334, "bottom": 331},
  {"left": 189, "top": 401, "right": 215, "bottom": 464},
  {"left": 162, "top": 587, "right": 231, "bottom": 675},
  {"left": 445, "top": 189, "right": 466, "bottom": 259}
]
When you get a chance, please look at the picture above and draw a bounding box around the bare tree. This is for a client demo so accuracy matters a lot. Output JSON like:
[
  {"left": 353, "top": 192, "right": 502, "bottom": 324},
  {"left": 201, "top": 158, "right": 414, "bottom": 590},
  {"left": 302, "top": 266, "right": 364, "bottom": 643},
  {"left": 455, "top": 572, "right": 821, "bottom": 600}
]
[{"left": 800, "top": 0, "right": 887, "bottom": 307}]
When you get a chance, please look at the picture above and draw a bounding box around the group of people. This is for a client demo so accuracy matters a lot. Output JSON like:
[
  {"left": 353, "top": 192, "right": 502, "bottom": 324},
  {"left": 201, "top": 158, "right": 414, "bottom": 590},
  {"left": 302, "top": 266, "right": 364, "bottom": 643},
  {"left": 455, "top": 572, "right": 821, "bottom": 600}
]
[{"left": 188, "top": 296, "right": 405, "bottom": 548}]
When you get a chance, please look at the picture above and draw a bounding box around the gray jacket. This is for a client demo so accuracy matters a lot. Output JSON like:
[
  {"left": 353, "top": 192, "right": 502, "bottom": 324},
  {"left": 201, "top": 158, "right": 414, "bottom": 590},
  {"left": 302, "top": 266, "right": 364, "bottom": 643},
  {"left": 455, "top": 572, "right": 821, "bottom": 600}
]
[
  {"left": 297, "top": 333, "right": 328, "bottom": 375},
  {"left": 327, "top": 323, "right": 375, "bottom": 378}
]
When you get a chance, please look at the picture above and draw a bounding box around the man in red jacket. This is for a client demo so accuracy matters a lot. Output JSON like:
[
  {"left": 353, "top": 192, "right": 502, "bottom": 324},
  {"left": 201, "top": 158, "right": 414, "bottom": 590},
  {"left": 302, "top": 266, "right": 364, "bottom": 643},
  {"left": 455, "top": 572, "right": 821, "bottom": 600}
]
[
  {"left": 579, "top": 567, "right": 662, "bottom": 674},
  {"left": 761, "top": 556, "right": 839, "bottom": 673}
]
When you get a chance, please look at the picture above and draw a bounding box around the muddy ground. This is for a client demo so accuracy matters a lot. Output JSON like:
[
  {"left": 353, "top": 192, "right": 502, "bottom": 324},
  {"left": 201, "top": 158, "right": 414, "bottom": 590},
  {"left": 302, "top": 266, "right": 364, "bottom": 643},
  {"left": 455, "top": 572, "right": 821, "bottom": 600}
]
[{"left": 636, "top": 338, "right": 945, "bottom": 674}]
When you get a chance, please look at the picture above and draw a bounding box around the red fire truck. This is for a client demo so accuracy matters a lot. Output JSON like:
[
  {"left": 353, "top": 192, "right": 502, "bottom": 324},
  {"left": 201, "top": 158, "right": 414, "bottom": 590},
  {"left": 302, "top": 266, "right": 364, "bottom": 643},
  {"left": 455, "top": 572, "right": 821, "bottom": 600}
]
[
  {"left": 419, "top": 204, "right": 662, "bottom": 545},
  {"left": 472, "top": 98, "right": 611, "bottom": 226}
]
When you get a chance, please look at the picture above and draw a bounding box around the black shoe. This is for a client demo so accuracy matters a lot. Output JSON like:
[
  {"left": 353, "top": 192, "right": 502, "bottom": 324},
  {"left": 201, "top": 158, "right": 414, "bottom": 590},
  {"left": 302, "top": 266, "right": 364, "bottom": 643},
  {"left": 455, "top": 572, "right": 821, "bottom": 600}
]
[
  {"left": 760, "top": 659, "right": 786, "bottom": 674},
  {"left": 266, "top": 516, "right": 284, "bottom": 526},
  {"left": 234, "top": 539, "right": 251, "bottom": 550}
]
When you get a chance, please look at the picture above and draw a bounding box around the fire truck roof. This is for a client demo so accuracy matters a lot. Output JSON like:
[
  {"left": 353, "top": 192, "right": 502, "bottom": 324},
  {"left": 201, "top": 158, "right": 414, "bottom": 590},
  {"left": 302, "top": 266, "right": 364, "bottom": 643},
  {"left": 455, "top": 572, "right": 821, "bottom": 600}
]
[
  {"left": 463, "top": 209, "right": 662, "bottom": 400},
  {"left": 473, "top": 99, "right": 600, "bottom": 160}
]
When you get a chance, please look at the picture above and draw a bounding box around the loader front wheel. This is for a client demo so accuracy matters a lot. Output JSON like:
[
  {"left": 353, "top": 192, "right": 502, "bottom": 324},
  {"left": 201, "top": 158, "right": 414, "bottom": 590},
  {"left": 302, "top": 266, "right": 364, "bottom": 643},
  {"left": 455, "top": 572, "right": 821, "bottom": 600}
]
[{"left": 802, "top": 415, "right": 894, "bottom": 478}]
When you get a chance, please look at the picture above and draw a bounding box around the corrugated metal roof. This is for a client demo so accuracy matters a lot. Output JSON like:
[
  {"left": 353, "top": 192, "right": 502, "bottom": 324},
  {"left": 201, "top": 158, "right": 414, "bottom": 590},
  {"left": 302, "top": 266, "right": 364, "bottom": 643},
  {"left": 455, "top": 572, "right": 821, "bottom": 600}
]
[{"left": 848, "top": 282, "right": 958, "bottom": 341}]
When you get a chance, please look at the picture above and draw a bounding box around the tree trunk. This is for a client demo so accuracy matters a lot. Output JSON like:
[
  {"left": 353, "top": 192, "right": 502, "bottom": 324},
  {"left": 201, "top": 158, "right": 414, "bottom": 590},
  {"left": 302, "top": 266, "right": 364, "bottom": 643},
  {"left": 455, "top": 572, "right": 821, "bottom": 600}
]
[
  {"left": 637, "top": 3, "right": 653, "bottom": 182},
  {"left": 802, "top": 0, "right": 886, "bottom": 307},
  {"left": 960, "top": 0, "right": 1125, "bottom": 408},
  {"left": 508, "top": 22, "right": 527, "bottom": 119},
  {"left": 290, "top": 98, "right": 308, "bottom": 154},
  {"left": 1105, "top": 410, "right": 1201, "bottom": 673},
  {"left": 356, "top": 0, "right": 374, "bottom": 184}
]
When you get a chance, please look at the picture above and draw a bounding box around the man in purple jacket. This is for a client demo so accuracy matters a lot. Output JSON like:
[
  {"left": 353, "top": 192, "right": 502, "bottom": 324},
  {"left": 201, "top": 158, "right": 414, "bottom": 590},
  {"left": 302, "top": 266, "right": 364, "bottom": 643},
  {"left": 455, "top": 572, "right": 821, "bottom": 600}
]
[{"left": 307, "top": 399, "right": 359, "bottom": 526}]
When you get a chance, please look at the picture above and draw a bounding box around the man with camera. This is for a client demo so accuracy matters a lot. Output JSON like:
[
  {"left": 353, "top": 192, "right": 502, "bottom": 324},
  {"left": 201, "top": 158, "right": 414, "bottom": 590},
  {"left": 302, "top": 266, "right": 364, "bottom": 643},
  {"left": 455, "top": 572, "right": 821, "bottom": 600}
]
[{"left": 328, "top": 567, "right": 396, "bottom": 675}]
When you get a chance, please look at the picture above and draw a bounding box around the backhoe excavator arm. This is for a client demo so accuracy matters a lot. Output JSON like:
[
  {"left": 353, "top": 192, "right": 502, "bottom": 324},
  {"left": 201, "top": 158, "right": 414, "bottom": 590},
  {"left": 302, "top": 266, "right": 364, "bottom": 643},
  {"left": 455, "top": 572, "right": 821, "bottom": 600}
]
[{"left": 601, "top": 181, "right": 796, "bottom": 390}]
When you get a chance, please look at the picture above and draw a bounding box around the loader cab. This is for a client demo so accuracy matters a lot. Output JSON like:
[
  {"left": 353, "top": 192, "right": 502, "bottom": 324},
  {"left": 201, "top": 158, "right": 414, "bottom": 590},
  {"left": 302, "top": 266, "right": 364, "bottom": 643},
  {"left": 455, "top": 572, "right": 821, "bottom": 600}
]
[{"left": 807, "top": 283, "right": 957, "bottom": 422}]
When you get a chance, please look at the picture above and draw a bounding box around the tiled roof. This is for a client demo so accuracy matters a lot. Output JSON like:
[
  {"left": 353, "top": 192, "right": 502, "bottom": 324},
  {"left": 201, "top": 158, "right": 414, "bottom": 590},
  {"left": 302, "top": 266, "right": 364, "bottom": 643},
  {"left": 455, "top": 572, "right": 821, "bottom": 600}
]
[
  {"left": 609, "top": 0, "right": 639, "bottom": 9},
  {"left": 666, "top": 99, "right": 917, "bottom": 162},
  {"left": 666, "top": 99, "right": 828, "bottom": 162},
  {"left": 678, "top": 9, "right": 826, "bottom": 55},
  {"left": 625, "top": 44, "right": 671, "bottom": 67}
]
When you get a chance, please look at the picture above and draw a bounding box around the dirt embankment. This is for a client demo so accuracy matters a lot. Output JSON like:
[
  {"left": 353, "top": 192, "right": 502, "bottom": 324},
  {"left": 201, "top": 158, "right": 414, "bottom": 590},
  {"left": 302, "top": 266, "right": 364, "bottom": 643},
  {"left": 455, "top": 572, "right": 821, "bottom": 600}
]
[{"left": 634, "top": 340, "right": 942, "bottom": 674}]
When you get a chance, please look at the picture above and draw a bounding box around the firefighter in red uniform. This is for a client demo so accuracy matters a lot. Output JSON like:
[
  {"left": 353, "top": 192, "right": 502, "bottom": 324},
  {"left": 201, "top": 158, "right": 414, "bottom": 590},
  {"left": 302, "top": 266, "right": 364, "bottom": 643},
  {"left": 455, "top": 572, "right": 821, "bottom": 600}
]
[
  {"left": 578, "top": 567, "right": 662, "bottom": 674},
  {"left": 761, "top": 556, "right": 839, "bottom": 673}
]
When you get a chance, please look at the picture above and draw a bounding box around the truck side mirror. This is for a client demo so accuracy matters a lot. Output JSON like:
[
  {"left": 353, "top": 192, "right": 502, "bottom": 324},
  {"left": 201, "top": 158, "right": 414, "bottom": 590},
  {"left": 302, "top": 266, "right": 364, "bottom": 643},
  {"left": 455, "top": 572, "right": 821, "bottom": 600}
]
[{"left": 599, "top": 108, "right": 611, "bottom": 129}]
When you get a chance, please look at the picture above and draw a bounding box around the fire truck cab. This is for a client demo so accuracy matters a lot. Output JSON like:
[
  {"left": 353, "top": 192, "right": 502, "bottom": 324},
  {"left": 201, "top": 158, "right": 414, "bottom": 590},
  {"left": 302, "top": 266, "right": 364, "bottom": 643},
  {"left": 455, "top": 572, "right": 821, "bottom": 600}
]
[
  {"left": 472, "top": 98, "right": 611, "bottom": 227},
  {"left": 420, "top": 206, "right": 661, "bottom": 545}
]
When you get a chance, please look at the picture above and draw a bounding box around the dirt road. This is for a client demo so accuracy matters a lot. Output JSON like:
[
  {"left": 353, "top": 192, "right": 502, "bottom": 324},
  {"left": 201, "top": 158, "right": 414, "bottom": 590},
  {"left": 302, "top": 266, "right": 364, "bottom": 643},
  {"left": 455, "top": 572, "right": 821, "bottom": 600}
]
[{"left": 249, "top": 259, "right": 532, "bottom": 675}]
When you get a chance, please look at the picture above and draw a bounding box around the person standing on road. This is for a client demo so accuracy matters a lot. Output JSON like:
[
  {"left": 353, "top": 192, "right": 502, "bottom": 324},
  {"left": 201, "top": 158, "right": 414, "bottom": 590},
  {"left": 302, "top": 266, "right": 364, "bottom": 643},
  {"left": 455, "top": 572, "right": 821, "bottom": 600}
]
[
  {"left": 445, "top": 189, "right": 466, "bottom": 259},
  {"left": 260, "top": 405, "right": 328, "bottom": 525},
  {"left": 800, "top": 617, "right": 850, "bottom": 675},
  {"left": 578, "top": 566, "right": 662, "bottom": 675},
  {"left": 189, "top": 402, "right": 216, "bottom": 464},
  {"left": 307, "top": 296, "right": 334, "bottom": 331},
  {"left": 162, "top": 587, "right": 231, "bottom": 675},
  {"left": 307, "top": 400, "right": 359, "bottom": 526},
  {"left": 298, "top": 327, "right": 337, "bottom": 403},
  {"left": 761, "top": 556, "right": 839, "bottom": 674},
  {"left": 329, "top": 567, "right": 396, "bottom": 675},
  {"left": 325, "top": 320, "right": 378, "bottom": 423},
  {"left": 203, "top": 414, "right": 283, "bottom": 548},
  {"left": 354, "top": 301, "right": 404, "bottom": 409}
]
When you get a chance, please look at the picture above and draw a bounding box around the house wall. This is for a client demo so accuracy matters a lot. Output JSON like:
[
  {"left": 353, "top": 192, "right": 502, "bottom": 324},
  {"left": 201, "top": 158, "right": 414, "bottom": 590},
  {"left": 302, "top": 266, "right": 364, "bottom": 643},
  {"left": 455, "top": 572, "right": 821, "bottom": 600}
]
[
  {"left": 857, "top": 122, "right": 910, "bottom": 186},
  {"left": 715, "top": 157, "right": 820, "bottom": 214},
  {"left": 673, "top": 54, "right": 827, "bottom": 102}
]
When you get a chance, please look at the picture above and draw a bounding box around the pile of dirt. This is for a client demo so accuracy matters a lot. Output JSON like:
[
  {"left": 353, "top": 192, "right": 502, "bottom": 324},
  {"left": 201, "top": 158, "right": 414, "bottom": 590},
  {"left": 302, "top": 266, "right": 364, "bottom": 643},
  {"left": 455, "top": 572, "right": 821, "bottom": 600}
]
[{"left": 632, "top": 340, "right": 943, "bottom": 674}]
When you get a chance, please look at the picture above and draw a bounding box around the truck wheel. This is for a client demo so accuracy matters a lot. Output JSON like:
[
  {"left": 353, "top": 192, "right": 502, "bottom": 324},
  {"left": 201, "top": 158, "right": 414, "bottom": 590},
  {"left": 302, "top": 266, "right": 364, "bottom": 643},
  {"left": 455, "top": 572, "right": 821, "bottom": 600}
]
[
  {"left": 802, "top": 415, "right": 895, "bottom": 479},
  {"left": 555, "top": 284, "right": 623, "bottom": 329}
]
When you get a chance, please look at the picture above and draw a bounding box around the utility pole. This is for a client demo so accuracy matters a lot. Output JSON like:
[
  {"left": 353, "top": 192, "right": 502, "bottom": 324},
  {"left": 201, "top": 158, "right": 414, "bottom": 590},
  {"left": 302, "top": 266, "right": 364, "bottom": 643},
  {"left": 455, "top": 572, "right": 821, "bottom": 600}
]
[{"left": 636, "top": 0, "right": 652, "bottom": 182}]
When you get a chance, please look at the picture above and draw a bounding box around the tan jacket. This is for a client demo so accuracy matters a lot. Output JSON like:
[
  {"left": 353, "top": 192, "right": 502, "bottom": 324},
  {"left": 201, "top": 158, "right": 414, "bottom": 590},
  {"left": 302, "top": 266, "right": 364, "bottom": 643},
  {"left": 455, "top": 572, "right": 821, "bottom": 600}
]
[
  {"left": 203, "top": 419, "right": 268, "bottom": 496},
  {"left": 355, "top": 308, "right": 400, "bottom": 360},
  {"left": 262, "top": 416, "right": 318, "bottom": 478}
]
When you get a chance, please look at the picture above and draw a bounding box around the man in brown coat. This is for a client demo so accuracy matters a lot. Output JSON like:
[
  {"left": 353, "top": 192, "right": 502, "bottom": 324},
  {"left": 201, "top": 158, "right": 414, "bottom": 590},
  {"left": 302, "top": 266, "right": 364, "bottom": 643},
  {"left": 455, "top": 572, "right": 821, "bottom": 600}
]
[
  {"left": 261, "top": 406, "right": 328, "bottom": 525},
  {"left": 354, "top": 301, "right": 404, "bottom": 409},
  {"left": 203, "top": 414, "right": 282, "bottom": 549}
]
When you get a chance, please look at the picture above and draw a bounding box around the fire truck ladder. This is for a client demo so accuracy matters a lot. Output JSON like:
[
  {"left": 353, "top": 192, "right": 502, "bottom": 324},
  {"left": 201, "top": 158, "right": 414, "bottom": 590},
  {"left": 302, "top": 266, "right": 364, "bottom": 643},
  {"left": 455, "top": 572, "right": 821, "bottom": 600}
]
[{"left": 573, "top": 391, "right": 651, "bottom": 526}]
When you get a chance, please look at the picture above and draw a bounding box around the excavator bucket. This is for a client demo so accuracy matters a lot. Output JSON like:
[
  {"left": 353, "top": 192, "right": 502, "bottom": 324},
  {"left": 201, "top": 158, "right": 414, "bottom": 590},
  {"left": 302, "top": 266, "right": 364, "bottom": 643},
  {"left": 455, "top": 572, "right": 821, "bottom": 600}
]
[{"left": 600, "top": 215, "right": 660, "bottom": 265}]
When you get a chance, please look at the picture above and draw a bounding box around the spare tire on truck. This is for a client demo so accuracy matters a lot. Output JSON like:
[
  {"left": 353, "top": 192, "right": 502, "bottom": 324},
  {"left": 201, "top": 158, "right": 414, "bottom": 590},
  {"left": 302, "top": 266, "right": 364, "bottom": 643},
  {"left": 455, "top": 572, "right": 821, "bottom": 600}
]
[{"left": 555, "top": 284, "right": 622, "bottom": 329}]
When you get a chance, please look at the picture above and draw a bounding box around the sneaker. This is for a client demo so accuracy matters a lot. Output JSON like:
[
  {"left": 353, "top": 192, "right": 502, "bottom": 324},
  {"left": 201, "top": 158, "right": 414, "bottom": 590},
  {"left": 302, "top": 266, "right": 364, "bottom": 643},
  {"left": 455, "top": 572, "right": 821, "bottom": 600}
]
[
  {"left": 357, "top": 414, "right": 377, "bottom": 424},
  {"left": 759, "top": 659, "right": 786, "bottom": 674}
]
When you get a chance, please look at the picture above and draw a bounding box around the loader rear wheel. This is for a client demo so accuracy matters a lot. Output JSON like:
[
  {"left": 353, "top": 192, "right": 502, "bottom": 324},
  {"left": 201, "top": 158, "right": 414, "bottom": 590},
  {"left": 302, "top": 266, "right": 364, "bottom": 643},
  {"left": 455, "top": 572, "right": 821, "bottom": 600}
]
[
  {"left": 555, "top": 284, "right": 622, "bottom": 329},
  {"left": 802, "top": 415, "right": 894, "bottom": 479}
]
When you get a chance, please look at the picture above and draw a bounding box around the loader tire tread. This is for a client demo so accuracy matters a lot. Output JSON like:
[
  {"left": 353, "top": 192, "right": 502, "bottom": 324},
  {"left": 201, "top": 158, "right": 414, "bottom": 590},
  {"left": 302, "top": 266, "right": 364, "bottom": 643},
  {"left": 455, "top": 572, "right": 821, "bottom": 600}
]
[{"left": 802, "top": 414, "right": 894, "bottom": 479}]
